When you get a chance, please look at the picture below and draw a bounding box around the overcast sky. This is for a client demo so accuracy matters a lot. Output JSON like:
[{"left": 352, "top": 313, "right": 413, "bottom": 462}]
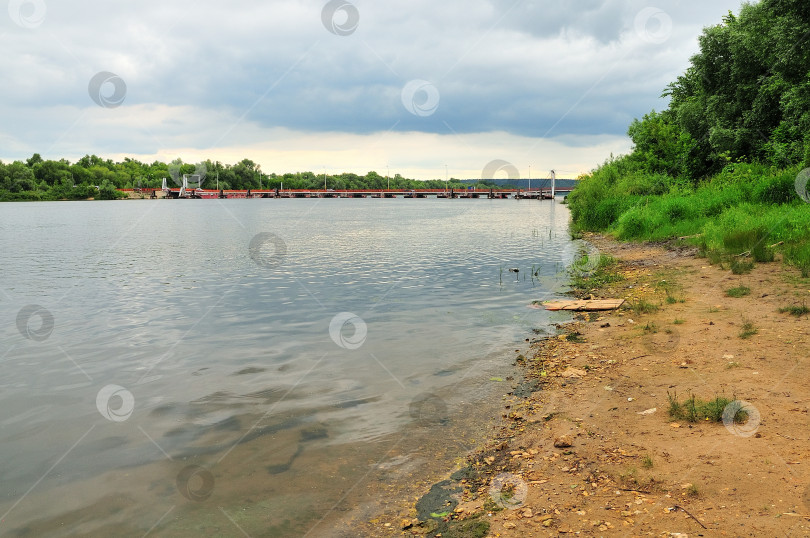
[{"left": 1, "top": 0, "right": 746, "bottom": 179}]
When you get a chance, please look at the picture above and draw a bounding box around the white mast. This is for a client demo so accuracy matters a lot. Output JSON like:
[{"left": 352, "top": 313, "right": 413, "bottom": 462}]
[{"left": 551, "top": 169, "right": 556, "bottom": 199}]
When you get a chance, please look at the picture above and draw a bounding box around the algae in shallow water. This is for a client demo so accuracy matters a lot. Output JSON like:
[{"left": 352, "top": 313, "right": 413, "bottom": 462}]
[{"left": 414, "top": 479, "right": 461, "bottom": 520}]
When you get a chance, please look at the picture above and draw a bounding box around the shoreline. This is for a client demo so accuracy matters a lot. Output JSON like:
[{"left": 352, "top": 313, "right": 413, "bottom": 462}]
[{"left": 379, "top": 233, "right": 810, "bottom": 536}]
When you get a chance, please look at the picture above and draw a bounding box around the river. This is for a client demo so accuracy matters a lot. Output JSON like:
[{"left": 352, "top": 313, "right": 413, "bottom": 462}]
[{"left": 0, "top": 198, "right": 580, "bottom": 536}]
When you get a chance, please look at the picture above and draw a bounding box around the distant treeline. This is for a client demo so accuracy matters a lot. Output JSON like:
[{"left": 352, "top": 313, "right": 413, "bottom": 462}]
[
  {"left": 0, "top": 154, "right": 499, "bottom": 201},
  {"left": 460, "top": 178, "right": 578, "bottom": 190}
]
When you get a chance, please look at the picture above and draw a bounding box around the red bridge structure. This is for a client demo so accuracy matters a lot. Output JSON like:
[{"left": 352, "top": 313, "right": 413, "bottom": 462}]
[
  {"left": 122, "top": 174, "right": 574, "bottom": 200},
  {"left": 151, "top": 187, "right": 573, "bottom": 200}
]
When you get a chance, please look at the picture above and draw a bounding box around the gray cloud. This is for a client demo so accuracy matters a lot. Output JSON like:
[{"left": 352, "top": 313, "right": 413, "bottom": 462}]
[{"left": 0, "top": 0, "right": 745, "bottom": 159}]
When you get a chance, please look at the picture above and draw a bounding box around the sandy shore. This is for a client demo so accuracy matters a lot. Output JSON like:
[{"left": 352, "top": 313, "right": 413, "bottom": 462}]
[{"left": 380, "top": 234, "right": 810, "bottom": 536}]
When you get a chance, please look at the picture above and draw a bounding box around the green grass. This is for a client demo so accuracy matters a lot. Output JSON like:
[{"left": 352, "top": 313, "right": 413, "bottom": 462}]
[
  {"left": 706, "top": 249, "right": 725, "bottom": 266},
  {"left": 570, "top": 161, "right": 806, "bottom": 241},
  {"left": 726, "top": 285, "right": 751, "bottom": 298},
  {"left": 641, "top": 455, "right": 654, "bottom": 469},
  {"left": 569, "top": 254, "right": 624, "bottom": 294},
  {"left": 784, "top": 243, "right": 810, "bottom": 277},
  {"left": 673, "top": 318, "right": 685, "bottom": 324},
  {"left": 667, "top": 391, "right": 748, "bottom": 423},
  {"left": 778, "top": 303, "right": 810, "bottom": 316},
  {"left": 566, "top": 331, "right": 586, "bottom": 343},
  {"left": 730, "top": 258, "right": 755, "bottom": 274},
  {"left": 722, "top": 228, "right": 775, "bottom": 262},
  {"left": 567, "top": 162, "right": 810, "bottom": 283},
  {"left": 739, "top": 321, "right": 758, "bottom": 339},
  {"left": 655, "top": 280, "right": 685, "bottom": 304},
  {"left": 628, "top": 298, "right": 659, "bottom": 314}
]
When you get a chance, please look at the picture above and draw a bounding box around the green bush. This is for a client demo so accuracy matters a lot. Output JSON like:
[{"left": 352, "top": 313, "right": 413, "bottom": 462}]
[
  {"left": 753, "top": 170, "right": 796, "bottom": 204},
  {"left": 663, "top": 198, "right": 692, "bottom": 222},
  {"left": 615, "top": 208, "right": 650, "bottom": 239}
]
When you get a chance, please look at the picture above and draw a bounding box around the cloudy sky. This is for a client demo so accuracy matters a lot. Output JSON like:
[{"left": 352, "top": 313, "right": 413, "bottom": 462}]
[{"left": 1, "top": 0, "right": 745, "bottom": 180}]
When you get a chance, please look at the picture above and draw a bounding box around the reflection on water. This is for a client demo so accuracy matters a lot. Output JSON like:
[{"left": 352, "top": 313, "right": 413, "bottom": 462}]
[{"left": 0, "top": 198, "right": 576, "bottom": 536}]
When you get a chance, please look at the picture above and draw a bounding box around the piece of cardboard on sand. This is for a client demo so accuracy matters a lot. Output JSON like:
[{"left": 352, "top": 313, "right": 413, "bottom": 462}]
[{"left": 543, "top": 299, "right": 625, "bottom": 311}]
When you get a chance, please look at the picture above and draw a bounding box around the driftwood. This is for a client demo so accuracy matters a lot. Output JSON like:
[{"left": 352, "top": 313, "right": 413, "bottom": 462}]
[
  {"left": 543, "top": 299, "right": 625, "bottom": 312},
  {"left": 735, "top": 241, "right": 784, "bottom": 258}
]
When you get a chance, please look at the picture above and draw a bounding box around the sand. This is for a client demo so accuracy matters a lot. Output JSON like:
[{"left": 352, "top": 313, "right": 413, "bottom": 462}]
[{"left": 381, "top": 233, "right": 810, "bottom": 537}]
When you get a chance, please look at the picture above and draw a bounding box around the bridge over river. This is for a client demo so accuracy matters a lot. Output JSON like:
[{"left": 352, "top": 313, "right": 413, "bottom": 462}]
[{"left": 130, "top": 187, "right": 573, "bottom": 200}]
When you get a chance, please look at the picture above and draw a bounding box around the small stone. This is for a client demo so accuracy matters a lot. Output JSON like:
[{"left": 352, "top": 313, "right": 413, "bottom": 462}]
[
  {"left": 504, "top": 522, "right": 517, "bottom": 529},
  {"left": 543, "top": 518, "right": 553, "bottom": 527},
  {"left": 561, "top": 367, "right": 587, "bottom": 378},
  {"left": 554, "top": 436, "right": 573, "bottom": 448},
  {"left": 522, "top": 508, "right": 533, "bottom": 518}
]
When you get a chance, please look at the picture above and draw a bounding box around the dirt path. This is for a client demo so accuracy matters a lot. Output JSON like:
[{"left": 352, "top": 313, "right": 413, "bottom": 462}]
[{"left": 391, "top": 234, "right": 810, "bottom": 537}]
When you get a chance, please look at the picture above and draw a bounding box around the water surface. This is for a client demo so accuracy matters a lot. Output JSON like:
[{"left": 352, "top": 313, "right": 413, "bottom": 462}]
[{"left": 0, "top": 198, "right": 579, "bottom": 536}]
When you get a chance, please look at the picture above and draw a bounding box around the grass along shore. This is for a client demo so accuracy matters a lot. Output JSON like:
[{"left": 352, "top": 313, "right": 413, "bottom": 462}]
[{"left": 567, "top": 161, "right": 810, "bottom": 279}]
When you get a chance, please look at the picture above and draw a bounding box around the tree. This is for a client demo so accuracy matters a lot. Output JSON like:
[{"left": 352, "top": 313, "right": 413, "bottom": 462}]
[
  {"left": 627, "top": 110, "right": 694, "bottom": 178},
  {"left": 96, "top": 179, "right": 119, "bottom": 200},
  {"left": 6, "top": 161, "right": 35, "bottom": 192},
  {"left": 661, "top": 0, "right": 810, "bottom": 176}
]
